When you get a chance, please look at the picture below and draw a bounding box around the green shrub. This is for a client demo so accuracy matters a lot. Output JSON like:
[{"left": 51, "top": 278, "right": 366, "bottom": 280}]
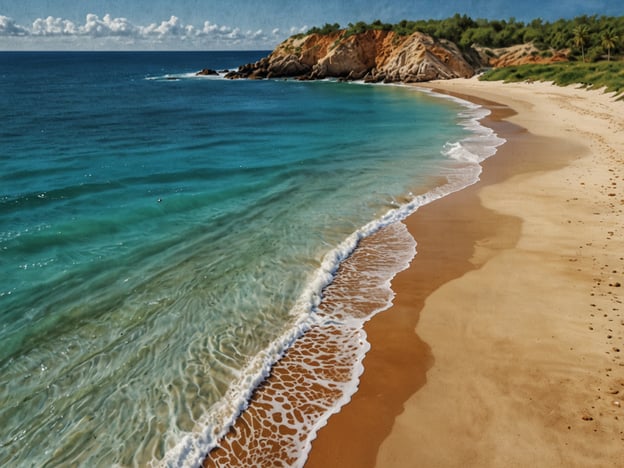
[{"left": 307, "top": 23, "right": 341, "bottom": 35}]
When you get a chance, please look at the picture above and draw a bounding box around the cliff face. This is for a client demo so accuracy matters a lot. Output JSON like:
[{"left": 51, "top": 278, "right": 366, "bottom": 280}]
[
  {"left": 220, "top": 30, "right": 571, "bottom": 82},
  {"left": 476, "top": 43, "right": 569, "bottom": 67},
  {"left": 226, "top": 30, "right": 476, "bottom": 82}
]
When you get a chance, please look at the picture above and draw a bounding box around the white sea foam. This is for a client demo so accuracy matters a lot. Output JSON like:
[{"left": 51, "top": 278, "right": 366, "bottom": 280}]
[
  {"left": 145, "top": 71, "right": 230, "bottom": 82},
  {"left": 161, "top": 82, "right": 506, "bottom": 468},
  {"left": 420, "top": 86, "right": 506, "bottom": 164}
]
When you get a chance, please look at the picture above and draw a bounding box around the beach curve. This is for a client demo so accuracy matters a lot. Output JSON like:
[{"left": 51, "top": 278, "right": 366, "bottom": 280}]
[{"left": 306, "top": 79, "right": 624, "bottom": 467}]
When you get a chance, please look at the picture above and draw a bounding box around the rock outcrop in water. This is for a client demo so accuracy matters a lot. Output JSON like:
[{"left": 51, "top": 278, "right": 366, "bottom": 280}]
[
  {"left": 196, "top": 68, "right": 219, "bottom": 76},
  {"left": 225, "top": 29, "right": 477, "bottom": 82}
]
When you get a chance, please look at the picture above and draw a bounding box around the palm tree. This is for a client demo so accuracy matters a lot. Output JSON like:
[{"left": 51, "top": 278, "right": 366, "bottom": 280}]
[
  {"left": 573, "top": 24, "right": 590, "bottom": 62},
  {"left": 601, "top": 28, "right": 619, "bottom": 61}
]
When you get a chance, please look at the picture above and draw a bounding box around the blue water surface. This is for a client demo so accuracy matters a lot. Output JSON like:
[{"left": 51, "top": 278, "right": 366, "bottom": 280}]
[{"left": 0, "top": 51, "right": 469, "bottom": 465}]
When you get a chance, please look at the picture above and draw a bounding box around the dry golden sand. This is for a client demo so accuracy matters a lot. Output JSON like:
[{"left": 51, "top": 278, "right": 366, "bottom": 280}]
[{"left": 306, "top": 80, "right": 624, "bottom": 467}]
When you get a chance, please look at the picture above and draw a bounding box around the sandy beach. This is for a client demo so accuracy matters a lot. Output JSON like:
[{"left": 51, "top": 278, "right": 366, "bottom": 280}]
[{"left": 305, "top": 79, "right": 624, "bottom": 467}]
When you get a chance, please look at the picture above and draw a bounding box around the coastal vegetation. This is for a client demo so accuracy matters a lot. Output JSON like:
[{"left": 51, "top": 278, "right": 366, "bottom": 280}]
[
  {"left": 479, "top": 61, "right": 624, "bottom": 98},
  {"left": 305, "top": 14, "right": 624, "bottom": 62}
]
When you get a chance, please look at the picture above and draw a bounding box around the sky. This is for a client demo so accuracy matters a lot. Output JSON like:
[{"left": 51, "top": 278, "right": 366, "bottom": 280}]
[{"left": 0, "top": 0, "right": 622, "bottom": 50}]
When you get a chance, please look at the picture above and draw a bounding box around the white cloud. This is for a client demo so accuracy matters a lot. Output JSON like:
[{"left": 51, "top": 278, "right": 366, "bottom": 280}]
[
  {"left": 201, "top": 21, "right": 219, "bottom": 35},
  {"left": 228, "top": 27, "right": 242, "bottom": 39},
  {"left": 290, "top": 25, "right": 309, "bottom": 35},
  {"left": 0, "top": 15, "right": 28, "bottom": 36},
  {"left": 31, "top": 16, "right": 78, "bottom": 35},
  {"left": 141, "top": 16, "right": 186, "bottom": 37},
  {"left": 248, "top": 29, "right": 264, "bottom": 39},
  {"left": 0, "top": 14, "right": 300, "bottom": 49},
  {"left": 82, "top": 14, "right": 136, "bottom": 37}
]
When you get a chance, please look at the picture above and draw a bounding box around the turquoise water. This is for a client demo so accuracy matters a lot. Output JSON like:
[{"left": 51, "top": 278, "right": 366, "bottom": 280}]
[{"left": 0, "top": 52, "right": 502, "bottom": 466}]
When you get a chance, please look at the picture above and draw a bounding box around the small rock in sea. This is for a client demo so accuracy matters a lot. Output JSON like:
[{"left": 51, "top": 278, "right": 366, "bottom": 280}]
[{"left": 196, "top": 68, "right": 219, "bottom": 76}]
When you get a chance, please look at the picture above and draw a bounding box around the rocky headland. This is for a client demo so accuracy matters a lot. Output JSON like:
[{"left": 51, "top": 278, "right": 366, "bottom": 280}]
[
  {"left": 223, "top": 29, "right": 477, "bottom": 82},
  {"left": 213, "top": 28, "right": 568, "bottom": 83}
]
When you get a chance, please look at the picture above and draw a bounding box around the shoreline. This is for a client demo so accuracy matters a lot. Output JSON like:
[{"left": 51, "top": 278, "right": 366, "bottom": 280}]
[
  {"left": 305, "top": 79, "right": 624, "bottom": 467},
  {"left": 200, "top": 80, "right": 503, "bottom": 467}
]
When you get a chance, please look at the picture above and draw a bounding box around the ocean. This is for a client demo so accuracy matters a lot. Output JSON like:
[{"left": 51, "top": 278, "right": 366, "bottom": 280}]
[{"left": 0, "top": 51, "right": 503, "bottom": 466}]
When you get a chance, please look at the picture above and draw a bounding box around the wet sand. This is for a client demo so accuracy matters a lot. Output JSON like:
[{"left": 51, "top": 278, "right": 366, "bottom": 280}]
[{"left": 306, "top": 80, "right": 624, "bottom": 467}]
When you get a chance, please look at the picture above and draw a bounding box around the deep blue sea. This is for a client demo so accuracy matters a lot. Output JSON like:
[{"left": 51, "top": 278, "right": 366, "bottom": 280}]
[{"left": 0, "top": 51, "right": 503, "bottom": 466}]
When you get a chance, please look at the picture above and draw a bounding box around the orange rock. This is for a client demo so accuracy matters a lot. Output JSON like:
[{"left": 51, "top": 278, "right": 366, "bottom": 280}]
[{"left": 231, "top": 30, "right": 478, "bottom": 82}]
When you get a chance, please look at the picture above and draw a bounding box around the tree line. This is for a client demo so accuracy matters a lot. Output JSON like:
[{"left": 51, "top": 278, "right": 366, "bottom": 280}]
[{"left": 304, "top": 14, "right": 623, "bottom": 62}]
